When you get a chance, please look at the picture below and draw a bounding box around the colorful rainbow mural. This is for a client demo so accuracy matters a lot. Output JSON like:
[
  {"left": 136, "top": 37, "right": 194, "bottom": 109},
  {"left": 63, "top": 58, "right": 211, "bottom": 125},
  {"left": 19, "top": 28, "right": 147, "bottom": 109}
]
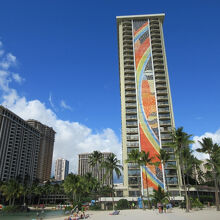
[{"left": 133, "top": 19, "right": 164, "bottom": 192}]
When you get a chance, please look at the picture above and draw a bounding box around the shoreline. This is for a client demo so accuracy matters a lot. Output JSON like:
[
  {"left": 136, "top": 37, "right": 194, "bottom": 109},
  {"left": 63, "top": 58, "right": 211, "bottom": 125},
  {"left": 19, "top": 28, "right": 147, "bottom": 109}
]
[{"left": 43, "top": 208, "right": 220, "bottom": 220}]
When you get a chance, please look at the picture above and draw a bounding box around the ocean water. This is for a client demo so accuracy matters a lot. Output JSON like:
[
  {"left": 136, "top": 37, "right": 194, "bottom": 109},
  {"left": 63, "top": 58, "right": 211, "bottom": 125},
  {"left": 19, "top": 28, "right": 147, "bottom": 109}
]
[{"left": 0, "top": 210, "right": 64, "bottom": 220}]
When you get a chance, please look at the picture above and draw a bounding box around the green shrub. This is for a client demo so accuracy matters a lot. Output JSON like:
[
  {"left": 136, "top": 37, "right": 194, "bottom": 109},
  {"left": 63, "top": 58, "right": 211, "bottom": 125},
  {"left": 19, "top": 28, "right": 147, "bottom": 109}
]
[
  {"left": 116, "top": 199, "right": 129, "bottom": 210},
  {"left": 89, "top": 204, "right": 101, "bottom": 210},
  {"left": 191, "top": 198, "right": 203, "bottom": 209},
  {"left": 2, "top": 206, "right": 20, "bottom": 213},
  {"left": 64, "top": 206, "right": 73, "bottom": 212},
  {"left": 199, "top": 195, "right": 214, "bottom": 204}
]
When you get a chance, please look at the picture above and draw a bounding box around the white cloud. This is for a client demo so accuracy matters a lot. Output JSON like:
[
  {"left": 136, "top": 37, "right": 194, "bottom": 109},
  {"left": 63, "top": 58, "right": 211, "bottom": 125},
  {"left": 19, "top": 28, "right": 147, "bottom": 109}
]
[
  {"left": 60, "top": 100, "right": 72, "bottom": 111},
  {"left": 0, "top": 52, "right": 16, "bottom": 69},
  {"left": 0, "top": 50, "right": 4, "bottom": 57},
  {"left": 0, "top": 41, "right": 122, "bottom": 174},
  {"left": 2, "top": 95, "right": 122, "bottom": 173},
  {"left": 12, "top": 73, "right": 24, "bottom": 84},
  {"left": 48, "top": 92, "right": 57, "bottom": 111},
  {"left": 192, "top": 129, "right": 220, "bottom": 160}
]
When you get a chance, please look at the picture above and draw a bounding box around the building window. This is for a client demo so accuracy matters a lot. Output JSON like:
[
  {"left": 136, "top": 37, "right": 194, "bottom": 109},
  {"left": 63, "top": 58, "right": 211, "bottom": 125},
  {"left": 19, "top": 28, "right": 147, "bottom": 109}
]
[{"left": 129, "top": 191, "right": 141, "bottom": 197}]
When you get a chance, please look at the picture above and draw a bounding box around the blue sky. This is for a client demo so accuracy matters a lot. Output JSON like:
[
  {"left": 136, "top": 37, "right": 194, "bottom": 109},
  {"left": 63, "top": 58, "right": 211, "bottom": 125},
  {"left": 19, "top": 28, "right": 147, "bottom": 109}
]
[{"left": 0, "top": 0, "right": 220, "bottom": 172}]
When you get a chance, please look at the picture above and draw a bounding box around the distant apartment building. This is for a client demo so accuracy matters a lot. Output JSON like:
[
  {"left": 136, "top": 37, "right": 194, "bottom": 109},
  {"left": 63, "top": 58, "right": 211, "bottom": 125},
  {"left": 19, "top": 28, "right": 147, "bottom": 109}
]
[
  {"left": 27, "top": 120, "right": 55, "bottom": 182},
  {"left": 55, "top": 158, "right": 69, "bottom": 181},
  {"left": 78, "top": 152, "right": 113, "bottom": 186},
  {"left": 0, "top": 106, "right": 40, "bottom": 183},
  {"left": 117, "top": 14, "right": 181, "bottom": 197}
]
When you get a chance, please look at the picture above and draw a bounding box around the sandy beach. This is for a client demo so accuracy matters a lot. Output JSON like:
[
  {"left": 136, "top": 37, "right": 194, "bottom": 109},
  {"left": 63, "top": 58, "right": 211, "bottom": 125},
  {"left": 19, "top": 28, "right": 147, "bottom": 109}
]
[{"left": 45, "top": 208, "right": 220, "bottom": 220}]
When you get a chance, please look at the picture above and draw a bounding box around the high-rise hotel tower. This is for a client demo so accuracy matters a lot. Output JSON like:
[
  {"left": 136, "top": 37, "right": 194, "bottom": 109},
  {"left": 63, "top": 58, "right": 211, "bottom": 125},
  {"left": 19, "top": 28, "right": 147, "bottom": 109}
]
[{"left": 117, "top": 14, "right": 181, "bottom": 197}]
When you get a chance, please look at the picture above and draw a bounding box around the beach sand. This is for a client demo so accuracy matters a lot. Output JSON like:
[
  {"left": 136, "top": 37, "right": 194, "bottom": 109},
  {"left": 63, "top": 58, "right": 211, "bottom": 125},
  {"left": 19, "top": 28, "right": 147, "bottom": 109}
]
[{"left": 45, "top": 208, "right": 220, "bottom": 220}]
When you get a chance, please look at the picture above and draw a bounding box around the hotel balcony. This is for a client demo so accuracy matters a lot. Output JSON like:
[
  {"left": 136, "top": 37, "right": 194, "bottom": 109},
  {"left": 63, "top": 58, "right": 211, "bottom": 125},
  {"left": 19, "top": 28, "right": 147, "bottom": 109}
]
[
  {"left": 126, "top": 121, "right": 138, "bottom": 127},
  {"left": 124, "top": 53, "right": 134, "bottom": 58},
  {"left": 154, "top": 59, "right": 163, "bottom": 65},
  {"left": 123, "top": 35, "right": 132, "bottom": 41},
  {"left": 124, "top": 51, "right": 133, "bottom": 56},
  {"left": 162, "top": 147, "right": 174, "bottom": 153},
  {"left": 165, "top": 162, "right": 177, "bottom": 169},
  {"left": 151, "top": 34, "right": 160, "bottom": 39},
  {"left": 124, "top": 56, "right": 134, "bottom": 62},
  {"left": 155, "top": 78, "right": 166, "bottom": 84},
  {"left": 126, "top": 128, "right": 138, "bottom": 134},
  {"left": 125, "top": 103, "right": 137, "bottom": 108},
  {"left": 151, "top": 39, "right": 161, "bottom": 45},
  {"left": 124, "top": 73, "right": 135, "bottom": 79},
  {"left": 126, "top": 115, "right": 137, "bottom": 120},
  {"left": 159, "top": 120, "right": 171, "bottom": 126},
  {"left": 150, "top": 29, "right": 160, "bottom": 34},
  {"left": 158, "top": 114, "right": 170, "bottom": 120},
  {"left": 127, "top": 163, "right": 140, "bottom": 169},
  {"left": 156, "top": 84, "right": 167, "bottom": 89},
  {"left": 150, "top": 20, "right": 159, "bottom": 25},
  {"left": 150, "top": 26, "right": 160, "bottom": 31},
  {"left": 157, "top": 101, "right": 169, "bottom": 106},
  {"left": 123, "top": 29, "right": 132, "bottom": 34},
  {"left": 124, "top": 59, "right": 133, "bottom": 64},
  {"left": 157, "top": 89, "right": 168, "bottom": 95},
  {"left": 124, "top": 79, "right": 135, "bottom": 85},
  {"left": 124, "top": 70, "right": 134, "bottom": 75},
  {"left": 125, "top": 85, "right": 136, "bottom": 90},
  {"left": 126, "top": 108, "right": 137, "bottom": 113},
  {"left": 154, "top": 65, "right": 164, "bottom": 72},
  {"left": 151, "top": 33, "right": 160, "bottom": 39},
  {"left": 161, "top": 140, "right": 172, "bottom": 145},
  {"left": 127, "top": 142, "right": 139, "bottom": 147},
  {"left": 123, "top": 46, "right": 133, "bottom": 52},
  {"left": 157, "top": 95, "right": 168, "bottom": 100},
  {"left": 123, "top": 27, "right": 132, "bottom": 32},
  {"left": 125, "top": 90, "right": 136, "bottom": 96},
  {"left": 158, "top": 107, "right": 170, "bottom": 113},
  {"left": 153, "top": 57, "right": 163, "bottom": 62},
  {"left": 122, "top": 21, "right": 132, "bottom": 27},
  {"left": 127, "top": 135, "right": 139, "bottom": 141},
  {"left": 160, "top": 133, "right": 172, "bottom": 139},
  {"left": 123, "top": 40, "right": 133, "bottom": 46},
  {"left": 152, "top": 47, "right": 163, "bottom": 53}
]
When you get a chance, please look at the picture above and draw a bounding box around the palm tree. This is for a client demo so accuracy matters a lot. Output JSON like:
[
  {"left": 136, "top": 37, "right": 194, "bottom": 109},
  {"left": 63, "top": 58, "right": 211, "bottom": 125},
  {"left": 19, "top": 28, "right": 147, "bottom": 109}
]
[
  {"left": 89, "top": 151, "right": 103, "bottom": 182},
  {"left": 63, "top": 173, "right": 81, "bottom": 204},
  {"left": 139, "top": 151, "right": 156, "bottom": 209},
  {"left": 170, "top": 127, "right": 194, "bottom": 212},
  {"left": 196, "top": 137, "right": 220, "bottom": 211},
  {"left": 33, "top": 184, "right": 43, "bottom": 205},
  {"left": 151, "top": 186, "right": 169, "bottom": 205},
  {"left": 102, "top": 153, "right": 123, "bottom": 210},
  {"left": 126, "top": 149, "right": 144, "bottom": 208},
  {"left": 126, "top": 149, "right": 156, "bottom": 209},
  {"left": 157, "top": 149, "right": 170, "bottom": 200},
  {"left": 0, "top": 179, "right": 23, "bottom": 206}
]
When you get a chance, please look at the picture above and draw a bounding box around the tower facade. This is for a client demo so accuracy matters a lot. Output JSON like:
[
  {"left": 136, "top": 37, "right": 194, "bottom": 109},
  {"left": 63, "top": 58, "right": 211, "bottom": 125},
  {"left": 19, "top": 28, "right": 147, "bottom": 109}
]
[
  {"left": 78, "top": 152, "right": 113, "bottom": 186},
  {"left": 55, "top": 158, "right": 69, "bottom": 181},
  {"left": 27, "top": 120, "right": 55, "bottom": 182},
  {"left": 0, "top": 106, "right": 40, "bottom": 183},
  {"left": 117, "top": 14, "right": 181, "bottom": 197}
]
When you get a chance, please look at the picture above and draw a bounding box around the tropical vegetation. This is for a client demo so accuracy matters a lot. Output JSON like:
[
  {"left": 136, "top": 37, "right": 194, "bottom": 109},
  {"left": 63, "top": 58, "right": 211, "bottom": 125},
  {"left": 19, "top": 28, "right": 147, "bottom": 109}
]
[{"left": 126, "top": 149, "right": 158, "bottom": 209}]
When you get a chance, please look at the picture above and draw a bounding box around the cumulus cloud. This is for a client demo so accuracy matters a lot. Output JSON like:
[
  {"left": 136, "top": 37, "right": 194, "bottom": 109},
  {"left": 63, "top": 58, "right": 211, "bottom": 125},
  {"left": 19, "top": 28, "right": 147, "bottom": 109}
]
[
  {"left": 12, "top": 73, "right": 24, "bottom": 84},
  {"left": 192, "top": 129, "right": 220, "bottom": 160},
  {"left": 60, "top": 100, "right": 72, "bottom": 111},
  {"left": 0, "top": 52, "right": 16, "bottom": 69},
  {"left": 0, "top": 41, "right": 4, "bottom": 57},
  {"left": 0, "top": 41, "right": 122, "bottom": 174}
]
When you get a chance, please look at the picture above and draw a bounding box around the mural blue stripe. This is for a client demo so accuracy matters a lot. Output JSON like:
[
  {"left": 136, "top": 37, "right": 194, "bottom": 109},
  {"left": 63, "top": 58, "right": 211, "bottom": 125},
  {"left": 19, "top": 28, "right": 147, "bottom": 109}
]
[
  {"left": 134, "top": 26, "right": 149, "bottom": 42},
  {"left": 143, "top": 166, "right": 164, "bottom": 189},
  {"left": 138, "top": 53, "right": 160, "bottom": 146}
]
